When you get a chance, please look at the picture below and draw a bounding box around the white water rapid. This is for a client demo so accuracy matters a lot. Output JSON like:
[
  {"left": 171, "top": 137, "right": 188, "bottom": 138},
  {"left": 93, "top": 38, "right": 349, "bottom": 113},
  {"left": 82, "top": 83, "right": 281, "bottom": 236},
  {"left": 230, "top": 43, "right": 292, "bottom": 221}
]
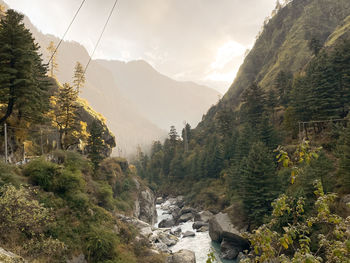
[{"left": 155, "top": 202, "right": 237, "bottom": 263}]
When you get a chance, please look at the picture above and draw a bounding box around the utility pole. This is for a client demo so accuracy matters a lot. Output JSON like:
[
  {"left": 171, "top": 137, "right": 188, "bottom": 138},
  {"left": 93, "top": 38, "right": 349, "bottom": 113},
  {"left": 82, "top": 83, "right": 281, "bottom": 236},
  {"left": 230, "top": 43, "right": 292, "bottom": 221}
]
[{"left": 4, "top": 123, "right": 8, "bottom": 163}]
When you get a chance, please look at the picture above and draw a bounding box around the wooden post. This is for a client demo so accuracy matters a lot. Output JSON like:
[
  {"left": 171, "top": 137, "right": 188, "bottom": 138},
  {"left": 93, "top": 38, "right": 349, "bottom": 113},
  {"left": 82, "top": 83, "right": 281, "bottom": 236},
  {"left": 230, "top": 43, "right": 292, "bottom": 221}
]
[{"left": 4, "top": 123, "right": 8, "bottom": 163}]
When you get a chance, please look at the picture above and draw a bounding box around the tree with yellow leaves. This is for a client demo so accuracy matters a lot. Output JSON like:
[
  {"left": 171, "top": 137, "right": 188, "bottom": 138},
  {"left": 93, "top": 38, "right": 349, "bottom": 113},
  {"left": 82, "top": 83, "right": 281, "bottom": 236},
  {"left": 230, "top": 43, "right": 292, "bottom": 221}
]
[
  {"left": 73, "top": 61, "right": 85, "bottom": 93},
  {"left": 49, "top": 83, "right": 87, "bottom": 150},
  {"left": 47, "top": 41, "right": 58, "bottom": 78}
]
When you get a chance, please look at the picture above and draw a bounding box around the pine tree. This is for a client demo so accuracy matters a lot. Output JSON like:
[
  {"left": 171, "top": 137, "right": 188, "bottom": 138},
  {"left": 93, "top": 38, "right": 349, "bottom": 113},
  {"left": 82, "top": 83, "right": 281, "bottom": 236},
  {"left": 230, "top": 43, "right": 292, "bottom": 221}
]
[
  {"left": 47, "top": 41, "right": 58, "bottom": 78},
  {"left": 241, "top": 83, "right": 266, "bottom": 128},
  {"left": 266, "top": 88, "right": 278, "bottom": 123},
  {"left": 240, "top": 142, "right": 278, "bottom": 226},
  {"left": 308, "top": 37, "right": 322, "bottom": 56},
  {"left": 275, "top": 70, "right": 292, "bottom": 107},
  {"left": 87, "top": 121, "right": 105, "bottom": 171},
  {"left": 182, "top": 123, "right": 191, "bottom": 152},
  {"left": 169, "top": 125, "right": 179, "bottom": 143},
  {"left": 0, "top": 9, "right": 49, "bottom": 125},
  {"left": 50, "top": 83, "right": 85, "bottom": 150},
  {"left": 73, "top": 62, "right": 85, "bottom": 93}
]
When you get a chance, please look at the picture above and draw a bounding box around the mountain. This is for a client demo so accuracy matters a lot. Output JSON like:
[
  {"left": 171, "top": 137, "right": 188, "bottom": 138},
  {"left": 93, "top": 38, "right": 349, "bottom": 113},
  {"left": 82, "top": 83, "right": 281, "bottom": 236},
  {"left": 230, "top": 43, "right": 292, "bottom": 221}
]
[
  {"left": 222, "top": 0, "right": 350, "bottom": 105},
  {"left": 1, "top": 0, "right": 220, "bottom": 156},
  {"left": 96, "top": 59, "right": 221, "bottom": 130}
]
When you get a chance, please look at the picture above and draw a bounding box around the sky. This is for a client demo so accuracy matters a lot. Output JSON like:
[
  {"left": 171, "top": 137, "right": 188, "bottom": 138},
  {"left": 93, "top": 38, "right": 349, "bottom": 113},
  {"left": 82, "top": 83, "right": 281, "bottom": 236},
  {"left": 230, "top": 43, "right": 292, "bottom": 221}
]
[{"left": 5, "top": 0, "right": 277, "bottom": 94}]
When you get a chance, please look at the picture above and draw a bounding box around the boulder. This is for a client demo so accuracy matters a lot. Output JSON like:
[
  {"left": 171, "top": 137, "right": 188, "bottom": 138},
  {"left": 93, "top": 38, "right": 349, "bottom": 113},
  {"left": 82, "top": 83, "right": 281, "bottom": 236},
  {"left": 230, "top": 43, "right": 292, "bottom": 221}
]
[
  {"left": 171, "top": 227, "right": 182, "bottom": 237},
  {"left": 157, "top": 232, "right": 178, "bottom": 246},
  {"left": 158, "top": 218, "right": 176, "bottom": 228},
  {"left": 171, "top": 207, "right": 181, "bottom": 221},
  {"left": 180, "top": 206, "right": 197, "bottom": 215},
  {"left": 0, "top": 247, "right": 26, "bottom": 263},
  {"left": 115, "top": 214, "right": 152, "bottom": 238},
  {"left": 183, "top": 231, "right": 196, "bottom": 237},
  {"left": 197, "top": 225, "right": 209, "bottom": 232},
  {"left": 166, "top": 249, "right": 196, "bottom": 263},
  {"left": 156, "top": 197, "right": 164, "bottom": 204},
  {"left": 178, "top": 212, "right": 193, "bottom": 223},
  {"left": 137, "top": 188, "right": 158, "bottom": 225},
  {"left": 209, "top": 212, "right": 249, "bottom": 250},
  {"left": 194, "top": 211, "right": 213, "bottom": 223},
  {"left": 154, "top": 242, "right": 171, "bottom": 253},
  {"left": 221, "top": 238, "right": 240, "bottom": 260},
  {"left": 192, "top": 221, "right": 208, "bottom": 230}
]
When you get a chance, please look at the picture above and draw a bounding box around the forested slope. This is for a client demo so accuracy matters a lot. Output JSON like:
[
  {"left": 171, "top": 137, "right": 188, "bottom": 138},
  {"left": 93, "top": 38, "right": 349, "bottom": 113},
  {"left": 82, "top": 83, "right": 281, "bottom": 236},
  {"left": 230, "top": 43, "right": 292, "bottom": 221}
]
[{"left": 137, "top": 0, "right": 350, "bottom": 261}]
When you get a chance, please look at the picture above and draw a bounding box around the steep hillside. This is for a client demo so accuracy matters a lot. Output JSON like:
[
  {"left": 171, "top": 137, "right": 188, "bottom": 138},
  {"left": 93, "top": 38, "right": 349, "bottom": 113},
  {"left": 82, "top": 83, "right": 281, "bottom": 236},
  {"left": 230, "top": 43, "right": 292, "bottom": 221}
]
[
  {"left": 223, "top": 0, "right": 350, "bottom": 105},
  {"left": 96, "top": 59, "right": 220, "bottom": 130}
]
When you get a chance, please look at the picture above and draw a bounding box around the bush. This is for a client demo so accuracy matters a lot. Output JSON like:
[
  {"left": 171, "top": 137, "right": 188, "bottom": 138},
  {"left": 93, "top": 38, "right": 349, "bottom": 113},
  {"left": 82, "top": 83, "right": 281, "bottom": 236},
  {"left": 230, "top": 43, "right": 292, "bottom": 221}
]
[
  {"left": 0, "top": 185, "right": 65, "bottom": 260},
  {"left": 24, "top": 158, "right": 85, "bottom": 196},
  {"left": 95, "top": 181, "right": 114, "bottom": 210},
  {"left": 0, "top": 162, "right": 23, "bottom": 186},
  {"left": 84, "top": 227, "right": 118, "bottom": 262}
]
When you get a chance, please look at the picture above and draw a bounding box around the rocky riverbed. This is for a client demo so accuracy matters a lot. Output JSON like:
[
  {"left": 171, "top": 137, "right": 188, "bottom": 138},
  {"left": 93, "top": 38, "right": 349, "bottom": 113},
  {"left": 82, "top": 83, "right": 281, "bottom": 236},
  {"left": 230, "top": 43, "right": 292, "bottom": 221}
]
[
  {"left": 120, "top": 194, "right": 249, "bottom": 263},
  {"left": 155, "top": 196, "right": 244, "bottom": 263}
]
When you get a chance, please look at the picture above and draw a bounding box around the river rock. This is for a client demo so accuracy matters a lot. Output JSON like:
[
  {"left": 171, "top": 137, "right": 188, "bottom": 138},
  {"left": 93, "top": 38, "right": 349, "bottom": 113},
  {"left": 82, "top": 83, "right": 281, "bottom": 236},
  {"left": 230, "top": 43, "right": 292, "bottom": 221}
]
[
  {"left": 180, "top": 206, "right": 196, "bottom": 215},
  {"left": 197, "top": 225, "right": 209, "bottom": 232},
  {"left": 183, "top": 231, "right": 196, "bottom": 237},
  {"left": 178, "top": 212, "right": 193, "bottom": 223},
  {"left": 0, "top": 247, "right": 26, "bottom": 263},
  {"left": 171, "top": 227, "right": 182, "bottom": 237},
  {"left": 194, "top": 211, "right": 213, "bottom": 223},
  {"left": 192, "top": 221, "right": 208, "bottom": 230},
  {"left": 221, "top": 238, "right": 240, "bottom": 260},
  {"left": 156, "top": 197, "right": 164, "bottom": 204},
  {"left": 157, "top": 232, "right": 178, "bottom": 246},
  {"left": 166, "top": 249, "right": 196, "bottom": 263},
  {"left": 171, "top": 207, "right": 181, "bottom": 221},
  {"left": 209, "top": 212, "right": 249, "bottom": 252},
  {"left": 154, "top": 242, "right": 171, "bottom": 253},
  {"left": 158, "top": 218, "right": 176, "bottom": 228}
]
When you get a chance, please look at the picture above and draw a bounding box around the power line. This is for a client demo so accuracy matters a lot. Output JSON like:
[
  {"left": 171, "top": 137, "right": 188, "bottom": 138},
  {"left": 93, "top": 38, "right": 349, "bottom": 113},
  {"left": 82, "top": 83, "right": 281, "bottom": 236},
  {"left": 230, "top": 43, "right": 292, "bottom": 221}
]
[
  {"left": 83, "top": 0, "right": 119, "bottom": 76},
  {"left": 48, "top": 0, "right": 87, "bottom": 64}
]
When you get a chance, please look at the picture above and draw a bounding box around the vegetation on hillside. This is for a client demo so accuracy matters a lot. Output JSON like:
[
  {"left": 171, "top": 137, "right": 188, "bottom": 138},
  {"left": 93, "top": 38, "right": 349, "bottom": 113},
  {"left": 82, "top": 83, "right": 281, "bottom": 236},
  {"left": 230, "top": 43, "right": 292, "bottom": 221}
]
[
  {"left": 135, "top": 1, "right": 350, "bottom": 261},
  {"left": 0, "top": 8, "right": 164, "bottom": 263}
]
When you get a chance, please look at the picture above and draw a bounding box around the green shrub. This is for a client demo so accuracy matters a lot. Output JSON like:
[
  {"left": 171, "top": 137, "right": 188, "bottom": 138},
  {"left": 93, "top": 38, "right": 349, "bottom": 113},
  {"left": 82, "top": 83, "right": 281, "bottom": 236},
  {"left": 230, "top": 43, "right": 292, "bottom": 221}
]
[
  {"left": 0, "top": 162, "right": 23, "bottom": 186},
  {"left": 84, "top": 227, "right": 118, "bottom": 262},
  {"left": 95, "top": 181, "right": 114, "bottom": 210},
  {"left": 24, "top": 158, "right": 85, "bottom": 196},
  {"left": 65, "top": 191, "right": 89, "bottom": 210}
]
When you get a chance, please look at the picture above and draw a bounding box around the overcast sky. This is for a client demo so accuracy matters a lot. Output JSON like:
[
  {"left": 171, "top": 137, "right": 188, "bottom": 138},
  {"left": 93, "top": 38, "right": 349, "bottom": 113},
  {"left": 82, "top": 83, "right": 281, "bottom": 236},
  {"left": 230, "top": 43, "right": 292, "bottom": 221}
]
[{"left": 5, "top": 0, "right": 277, "bottom": 93}]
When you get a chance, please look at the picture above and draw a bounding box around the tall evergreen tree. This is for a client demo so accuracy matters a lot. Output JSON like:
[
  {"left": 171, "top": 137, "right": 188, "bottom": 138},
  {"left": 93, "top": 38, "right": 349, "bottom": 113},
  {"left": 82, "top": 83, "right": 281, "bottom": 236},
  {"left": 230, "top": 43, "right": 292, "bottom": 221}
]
[
  {"left": 240, "top": 142, "right": 278, "bottom": 226},
  {"left": 241, "top": 83, "right": 266, "bottom": 128},
  {"left": 87, "top": 121, "right": 105, "bottom": 171},
  {"left": 0, "top": 9, "right": 49, "bottom": 125},
  {"left": 275, "top": 70, "right": 293, "bottom": 107}
]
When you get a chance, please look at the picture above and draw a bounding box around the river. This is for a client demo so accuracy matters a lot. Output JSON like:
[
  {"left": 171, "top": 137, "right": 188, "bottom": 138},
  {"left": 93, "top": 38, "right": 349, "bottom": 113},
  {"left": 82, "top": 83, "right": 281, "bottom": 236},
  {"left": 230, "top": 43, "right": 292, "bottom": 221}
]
[{"left": 155, "top": 203, "right": 237, "bottom": 263}]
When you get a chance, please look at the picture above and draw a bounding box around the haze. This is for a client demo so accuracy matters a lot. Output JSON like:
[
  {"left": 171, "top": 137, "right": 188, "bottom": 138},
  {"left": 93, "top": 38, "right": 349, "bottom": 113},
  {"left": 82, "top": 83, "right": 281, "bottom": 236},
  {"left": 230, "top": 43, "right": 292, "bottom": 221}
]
[{"left": 5, "top": 0, "right": 276, "bottom": 93}]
